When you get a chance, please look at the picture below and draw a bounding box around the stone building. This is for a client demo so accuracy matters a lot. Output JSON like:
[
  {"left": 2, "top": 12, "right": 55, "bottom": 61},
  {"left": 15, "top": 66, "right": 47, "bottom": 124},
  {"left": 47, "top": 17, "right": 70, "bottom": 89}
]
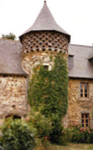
[{"left": 0, "top": 1, "right": 93, "bottom": 127}]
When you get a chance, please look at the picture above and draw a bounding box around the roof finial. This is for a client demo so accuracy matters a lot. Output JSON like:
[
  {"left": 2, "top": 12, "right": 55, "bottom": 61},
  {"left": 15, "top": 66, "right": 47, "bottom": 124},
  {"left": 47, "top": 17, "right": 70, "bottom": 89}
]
[{"left": 44, "top": 0, "right": 46, "bottom": 5}]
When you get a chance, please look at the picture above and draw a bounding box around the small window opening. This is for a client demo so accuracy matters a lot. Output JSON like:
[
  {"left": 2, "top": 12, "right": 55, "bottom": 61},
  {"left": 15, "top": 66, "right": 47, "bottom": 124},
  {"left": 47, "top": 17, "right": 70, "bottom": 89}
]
[{"left": 44, "top": 65, "right": 48, "bottom": 70}]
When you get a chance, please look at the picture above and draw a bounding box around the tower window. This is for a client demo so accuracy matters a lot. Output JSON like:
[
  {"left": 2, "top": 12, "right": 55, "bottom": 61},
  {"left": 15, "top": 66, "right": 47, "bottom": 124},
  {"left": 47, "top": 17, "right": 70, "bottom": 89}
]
[{"left": 44, "top": 65, "right": 48, "bottom": 70}]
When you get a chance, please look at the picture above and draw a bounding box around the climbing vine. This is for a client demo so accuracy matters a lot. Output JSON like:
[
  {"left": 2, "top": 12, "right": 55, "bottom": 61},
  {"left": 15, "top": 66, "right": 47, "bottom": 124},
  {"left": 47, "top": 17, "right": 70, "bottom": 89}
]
[{"left": 28, "top": 53, "right": 68, "bottom": 143}]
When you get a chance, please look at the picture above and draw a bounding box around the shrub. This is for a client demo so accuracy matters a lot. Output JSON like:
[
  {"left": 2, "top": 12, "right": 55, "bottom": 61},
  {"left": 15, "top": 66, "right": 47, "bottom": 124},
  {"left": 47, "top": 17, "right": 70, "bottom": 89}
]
[
  {"left": 61, "top": 128, "right": 72, "bottom": 144},
  {"left": 1, "top": 117, "right": 36, "bottom": 150},
  {"left": 71, "top": 122, "right": 93, "bottom": 143},
  {"left": 49, "top": 115, "right": 64, "bottom": 144},
  {"left": 27, "top": 108, "right": 52, "bottom": 140}
]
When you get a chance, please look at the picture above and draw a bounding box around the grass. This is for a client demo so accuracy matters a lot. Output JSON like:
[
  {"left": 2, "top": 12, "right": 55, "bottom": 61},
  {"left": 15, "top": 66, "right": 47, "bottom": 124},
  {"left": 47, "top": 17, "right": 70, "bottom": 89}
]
[
  {"left": 53, "top": 143, "right": 93, "bottom": 150},
  {"left": 34, "top": 143, "right": 93, "bottom": 150}
]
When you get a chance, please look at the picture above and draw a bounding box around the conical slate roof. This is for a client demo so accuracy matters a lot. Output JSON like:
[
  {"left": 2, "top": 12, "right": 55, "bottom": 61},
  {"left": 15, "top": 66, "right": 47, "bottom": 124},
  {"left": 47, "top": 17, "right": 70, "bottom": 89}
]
[{"left": 19, "top": 1, "right": 70, "bottom": 42}]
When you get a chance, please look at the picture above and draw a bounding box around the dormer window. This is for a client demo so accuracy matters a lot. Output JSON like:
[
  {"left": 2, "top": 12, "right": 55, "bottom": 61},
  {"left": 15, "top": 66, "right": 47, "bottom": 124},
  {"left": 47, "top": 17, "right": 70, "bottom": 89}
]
[{"left": 68, "top": 54, "right": 74, "bottom": 68}]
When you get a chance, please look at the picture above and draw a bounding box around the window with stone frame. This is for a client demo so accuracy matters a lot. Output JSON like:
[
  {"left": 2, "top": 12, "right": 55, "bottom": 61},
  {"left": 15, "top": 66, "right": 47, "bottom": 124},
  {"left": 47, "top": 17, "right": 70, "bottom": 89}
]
[
  {"left": 44, "top": 65, "right": 48, "bottom": 70},
  {"left": 80, "top": 83, "right": 88, "bottom": 98},
  {"left": 81, "top": 114, "right": 89, "bottom": 127}
]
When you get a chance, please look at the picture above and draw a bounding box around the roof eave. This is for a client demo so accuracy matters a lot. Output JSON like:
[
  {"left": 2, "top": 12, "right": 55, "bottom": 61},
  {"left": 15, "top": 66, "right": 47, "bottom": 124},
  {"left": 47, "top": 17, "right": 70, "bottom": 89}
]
[
  {"left": 68, "top": 75, "right": 93, "bottom": 79},
  {"left": 19, "top": 30, "right": 71, "bottom": 43},
  {"left": 0, "top": 72, "right": 28, "bottom": 77}
]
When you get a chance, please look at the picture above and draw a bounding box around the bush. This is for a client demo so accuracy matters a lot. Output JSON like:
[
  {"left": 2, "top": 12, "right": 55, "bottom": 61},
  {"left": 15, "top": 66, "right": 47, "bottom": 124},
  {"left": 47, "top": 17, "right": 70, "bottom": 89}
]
[
  {"left": 27, "top": 108, "right": 67, "bottom": 145},
  {"left": 61, "top": 128, "right": 72, "bottom": 144},
  {"left": 27, "top": 108, "right": 52, "bottom": 140},
  {"left": 71, "top": 122, "right": 93, "bottom": 143},
  {"left": 49, "top": 115, "right": 64, "bottom": 144},
  {"left": 1, "top": 118, "right": 36, "bottom": 150}
]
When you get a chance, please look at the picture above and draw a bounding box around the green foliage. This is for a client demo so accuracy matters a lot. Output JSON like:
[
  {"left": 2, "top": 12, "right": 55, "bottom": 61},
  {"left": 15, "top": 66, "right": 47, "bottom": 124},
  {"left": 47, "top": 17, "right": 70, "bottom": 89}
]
[
  {"left": 71, "top": 122, "right": 93, "bottom": 143},
  {"left": 2, "top": 33, "right": 16, "bottom": 40},
  {"left": 28, "top": 53, "right": 68, "bottom": 118},
  {"left": 61, "top": 128, "right": 72, "bottom": 144},
  {"left": 27, "top": 108, "right": 52, "bottom": 140},
  {"left": 28, "top": 53, "right": 68, "bottom": 144},
  {"left": 1, "top": 117, "right": 36, "bottom": 150}
]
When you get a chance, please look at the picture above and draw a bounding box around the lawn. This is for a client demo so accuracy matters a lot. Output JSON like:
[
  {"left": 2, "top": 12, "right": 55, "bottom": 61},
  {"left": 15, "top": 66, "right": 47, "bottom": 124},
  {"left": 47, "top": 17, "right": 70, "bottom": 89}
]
[
  {"left": 53, "top": 143, "right": 93, "bottom": 150},
  {"left": 34, "top": 143, "right": 93, "bottom": 150}
]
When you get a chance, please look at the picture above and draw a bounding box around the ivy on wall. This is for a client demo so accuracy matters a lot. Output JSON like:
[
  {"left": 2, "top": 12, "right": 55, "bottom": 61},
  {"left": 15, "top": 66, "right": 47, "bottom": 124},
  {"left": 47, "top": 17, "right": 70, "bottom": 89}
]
[
  {"left": 28, "top": 53, "right": 68, "bottom": 143},
  {"left": 28, "top": 53, "right": 68, "bottom": 118}
]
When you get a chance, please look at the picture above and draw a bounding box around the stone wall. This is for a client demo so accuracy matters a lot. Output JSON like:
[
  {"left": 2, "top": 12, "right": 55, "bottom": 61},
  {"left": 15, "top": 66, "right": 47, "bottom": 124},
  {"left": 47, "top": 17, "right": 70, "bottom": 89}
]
[
  {"left": 0, "top": 75, "right": 27, "bottom": 119},
  {"left": 68, "top": 78, "right": 93, "bottom": 127},
  {"left": 22, "top": 51, "right": 68, "bottom": 78}
]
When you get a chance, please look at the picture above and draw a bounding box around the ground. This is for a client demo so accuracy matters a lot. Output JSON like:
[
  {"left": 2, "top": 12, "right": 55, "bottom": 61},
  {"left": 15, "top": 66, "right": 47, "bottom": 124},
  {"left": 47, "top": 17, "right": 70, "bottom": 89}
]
[
  {"left": 34, "top": 143, "right": 93, "bottom": 150},
  {"left": 54, "top": 144, "right": 93, "bottom": 150}
]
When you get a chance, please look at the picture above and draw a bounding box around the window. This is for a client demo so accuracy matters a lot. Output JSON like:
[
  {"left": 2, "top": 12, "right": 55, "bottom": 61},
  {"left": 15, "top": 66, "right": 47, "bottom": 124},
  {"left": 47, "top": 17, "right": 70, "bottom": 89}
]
[
  {"left": 67, "top": 55, "right": 74, "bottom": 68},
  {"left": 44, "top": 65, "right": 48, "bottom": 70},
  {"left": 81, "top": 114, "right": 89, "bottom": 127},
  {"left": 80, "top": 83, "right": 88, "bottom": 98}
]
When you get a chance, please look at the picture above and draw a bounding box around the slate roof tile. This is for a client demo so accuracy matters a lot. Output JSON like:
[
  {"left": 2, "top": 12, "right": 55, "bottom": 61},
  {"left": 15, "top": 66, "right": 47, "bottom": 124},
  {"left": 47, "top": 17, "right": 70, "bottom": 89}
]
[
  {"left": 19, "top": 2, "right": 70, "bottom": 42},
  {"left": 68, "top": 44, "right": 93, "bottom": 78},
  {"left": 0, "top": 39, "right": 27, "bottom": 76},
  {"left": 0, "top": 39, "right": 93, "bottom": 79}
]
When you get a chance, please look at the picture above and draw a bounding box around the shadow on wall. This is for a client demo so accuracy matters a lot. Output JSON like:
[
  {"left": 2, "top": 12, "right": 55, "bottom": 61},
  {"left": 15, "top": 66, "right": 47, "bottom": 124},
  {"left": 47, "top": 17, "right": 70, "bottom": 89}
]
[{"left": 5, "top": 115, "right": 21, "bottom": 120}]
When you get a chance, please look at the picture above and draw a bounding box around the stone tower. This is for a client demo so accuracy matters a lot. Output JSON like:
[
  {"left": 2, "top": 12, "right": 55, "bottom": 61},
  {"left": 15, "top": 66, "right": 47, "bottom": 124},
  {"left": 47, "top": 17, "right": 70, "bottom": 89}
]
[{"left": 19, "top": 1, "right": 70, "bottom": 77}]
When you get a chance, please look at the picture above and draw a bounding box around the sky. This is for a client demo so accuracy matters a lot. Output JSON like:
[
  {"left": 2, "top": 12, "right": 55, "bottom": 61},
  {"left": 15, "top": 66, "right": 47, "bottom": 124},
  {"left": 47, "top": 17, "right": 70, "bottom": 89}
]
[{"left": 0, "top": 0, "right": 93, "bottom": 46}]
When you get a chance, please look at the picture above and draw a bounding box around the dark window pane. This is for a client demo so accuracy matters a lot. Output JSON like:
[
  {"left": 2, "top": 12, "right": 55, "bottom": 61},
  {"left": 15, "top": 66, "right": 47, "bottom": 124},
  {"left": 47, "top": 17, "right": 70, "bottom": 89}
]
[
  {"left": 86, "top": 120, "right": 88, "bottom": 123},
  {"left": 85, "top": 88, "right": 87, "bottom": 92},
  {"left": 80, "top": 83, "right": 83, "bottom": 97},
  {"left": 86, "top": 124, "right": 88, "bottom": 127},
  {"left": 82, "top": 124, "right": 84, "bottom": 127},
  {"left": 81, "top": 89, "right": 83, "bottom": 92},
  {"left": 44, "top": 65, "right": 48, "bottom": 70},
  {"left": 81, "top": 93, "right": 83, "bottom": 97},
  {"left": 85, "top": 93, "right": 87, "bottom": 97},
  {"left": 84, "top": 83, "right": 88, "bottom": 93},
  {"left": 86, "top": 114, "right": 88, "bottom": 118},
  {"left": 82, "top": 119, "right": 84, "bottom": 123},
  {"left": 13, "top": 116, "right": 21, "bottom": 119}
]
